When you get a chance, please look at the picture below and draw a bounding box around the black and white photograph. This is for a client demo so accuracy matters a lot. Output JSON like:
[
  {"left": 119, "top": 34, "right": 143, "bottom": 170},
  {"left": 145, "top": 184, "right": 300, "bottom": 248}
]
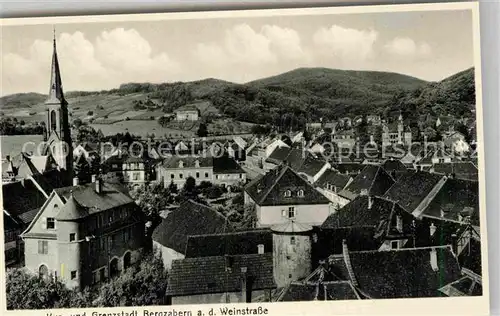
[{"left": 0, "top": 1, "right": 490, "bottom": 315}]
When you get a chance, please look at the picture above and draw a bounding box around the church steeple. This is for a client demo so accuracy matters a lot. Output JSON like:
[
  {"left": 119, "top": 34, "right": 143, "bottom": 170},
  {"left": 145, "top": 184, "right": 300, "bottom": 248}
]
[
  {"left": 47, "top": 27, "right": 66, "bottom": 105},
  {"left": 44, "top": 27, "right": 73, "bottom": 183}
]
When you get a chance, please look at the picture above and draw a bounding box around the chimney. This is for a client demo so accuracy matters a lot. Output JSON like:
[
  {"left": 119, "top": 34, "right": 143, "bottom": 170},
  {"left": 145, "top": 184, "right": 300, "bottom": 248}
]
[
  {"left": 73, "top": 177, "right": 79, "bottom": 186},
  {"left": 430, "top": 248, "right": 439, "bottom": 272},
  {"left": 240, "top": 267, "right": 248, "bottom": 302},
  {"left": 429, "top": 222, "right": 437, "bottom": 237},
  {"left": 367, "top": 196, "right": 374, "bottom": 209},
  {"left": 360, "top": 188, "right": 368, "bottom": 196},
  {"left": 257, "top": 244, "right": 265, "bottom": 254},
  {"left": 95, "top": 177, "right": 102, "bottom": 193}
]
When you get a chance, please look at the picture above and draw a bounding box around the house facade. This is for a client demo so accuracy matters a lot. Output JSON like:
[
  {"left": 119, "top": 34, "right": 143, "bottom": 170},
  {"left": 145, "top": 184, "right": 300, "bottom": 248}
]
[
  {"left": 174, "top": 105, "right": 200, "bottom": 121},
  {"left": 157, "top": 156, "right": 214, "bottom": 189},
  {"left": 244, "top": 164, "right": 332, "bottom": 227},
  {"left": 21, "top": 178, "right": 146, "bottom": 289},
  {"left": 382, "top": 114, "right": 412, "bottom": 147}
]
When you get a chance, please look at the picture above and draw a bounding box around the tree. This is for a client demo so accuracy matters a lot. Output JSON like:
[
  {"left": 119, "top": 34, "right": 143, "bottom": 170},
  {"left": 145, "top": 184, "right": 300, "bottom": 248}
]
[
  {"left": 74, "top": 156, "right": 92, "bottom": 184},
  {"left": 132, "top": 183, "right": 173, "bottom": 218},
  {"left": 5, "top": 268, "right": 78, "bottom": 310},
  {"left": 168, "top": 180, "right": 178, "bottom": 194},
  {"left": 87, "top": 110, "right": 94, "bottom": 116},
  {"left": 73, "top": 118, "right": 83, "bottom": 128},
  {"left": 197, "top": 123, "right": 208, "bottom": 137},
  {"left": 182, "top": 176, "right": 197, "bottom": 196}
]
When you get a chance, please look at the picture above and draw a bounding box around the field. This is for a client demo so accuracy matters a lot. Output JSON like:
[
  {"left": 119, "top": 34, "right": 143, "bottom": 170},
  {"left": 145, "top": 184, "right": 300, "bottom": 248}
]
[{"left": 90, "top": 121, "right": 195, "bottom": 138}]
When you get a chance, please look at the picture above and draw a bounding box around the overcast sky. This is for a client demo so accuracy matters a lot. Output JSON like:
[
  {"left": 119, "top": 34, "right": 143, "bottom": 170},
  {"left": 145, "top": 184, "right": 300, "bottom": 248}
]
[{"left": 1, "top": 9, "right": 475, "bottom": 96}]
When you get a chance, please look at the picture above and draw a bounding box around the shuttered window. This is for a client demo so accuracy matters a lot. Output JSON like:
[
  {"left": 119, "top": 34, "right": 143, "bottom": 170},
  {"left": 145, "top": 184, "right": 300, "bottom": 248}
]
[{"left": 38, "top": 241, "right": 48, "bottom": 254}]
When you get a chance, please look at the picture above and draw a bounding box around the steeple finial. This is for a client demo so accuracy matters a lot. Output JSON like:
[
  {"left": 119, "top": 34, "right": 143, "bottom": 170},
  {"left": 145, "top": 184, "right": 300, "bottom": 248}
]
[{"left": 46, "top": 27, "right": 66, "bottom": 105}]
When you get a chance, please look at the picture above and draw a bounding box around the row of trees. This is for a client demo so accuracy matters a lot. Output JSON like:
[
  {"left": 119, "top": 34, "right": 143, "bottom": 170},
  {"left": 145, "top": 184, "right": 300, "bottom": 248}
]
[
  {"left": 6, "top": 253, "right": 168, "bottom": 310},
  {"left": 0, "top": 118, "right": 45, "bottom": 135}
]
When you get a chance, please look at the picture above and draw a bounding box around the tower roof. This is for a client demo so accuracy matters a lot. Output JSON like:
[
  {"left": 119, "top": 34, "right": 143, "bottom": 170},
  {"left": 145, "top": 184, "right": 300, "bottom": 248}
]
[
  {"left": 271, "top": 220, "right": 312, "bottom": 234},
  {"left": 46, "top": 29, "right": 67, "bottom": 105},
  {"left": 55, "top": 190, "right": 89, "bottom": 221}
]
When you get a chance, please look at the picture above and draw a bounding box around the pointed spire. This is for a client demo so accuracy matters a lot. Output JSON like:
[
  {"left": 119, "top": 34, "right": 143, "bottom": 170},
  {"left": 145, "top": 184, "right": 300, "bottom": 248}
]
[{"left": 46, "top": 27, "right": 66, "bottom": 105}]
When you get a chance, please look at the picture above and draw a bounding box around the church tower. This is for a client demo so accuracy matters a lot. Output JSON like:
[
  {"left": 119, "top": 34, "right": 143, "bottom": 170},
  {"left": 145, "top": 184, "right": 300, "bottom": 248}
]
[{"left": 44, "top": 29, "right": 73, "bottom": 183}]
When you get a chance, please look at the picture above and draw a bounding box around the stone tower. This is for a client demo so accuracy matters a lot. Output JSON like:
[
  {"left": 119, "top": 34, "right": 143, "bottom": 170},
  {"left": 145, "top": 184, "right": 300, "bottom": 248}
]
[
  {"left": 55, "top": 192, "right": 85, "bottom": 290},
  {"left": 271, "top": 220, "right": 312, "bottom": 288},
  {"left": 44, "top": 29, "right": 73, "bottom": 183}
]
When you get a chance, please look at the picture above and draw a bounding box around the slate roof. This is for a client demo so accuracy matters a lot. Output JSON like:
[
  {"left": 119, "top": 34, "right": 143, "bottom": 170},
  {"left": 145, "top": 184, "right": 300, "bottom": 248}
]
[
  {"left": 321, "top": 196, "right": 401, "bottom": 230},
  {"left": 161, "top": 156, "right": 213, "bottom": 169},
  {"left": 338, "top": 165, "right": 395, "bottom": 199},
  {"left": 432, "top": 162, "right": 478, "bottom": 181},
  {"left": 55, "top": 193, "right": 89, "bottom": 221},
  {"left": 152, "top": 200, "right": 231, "bottom": 253},
  {"left": 333, "top": 163, "right": 365, "bottom": 175},
  {"left": 213, "top": 156, "right": 245, "bottom": 174},
  {"left": 185, "top": 229, "right": 272, "bottom": 258},
  {"left": 340, "top": 246, "right": 462, "bottom": 299},
  {"left": 382, "top": 172, "right": 445, "bottom": 213},
  {"left": 422, "top": 179, "right": 479, "bottom": 226},
  {"left": 439, "top": 275, "right": 482, "bottom": 297},
  {"left": 315, "top": 169, "right": 351, "bottom": 191},
  {"left": 2, "top": 177, "right": 49, "bottom": 225},
  {"left": 381, "top": 159, "right": 408, "bottom": 174},
  {"left": 244, "top": 164, "right": 330, "bottom": 206},
  {"left": 458, "top": 237, "right": 482, "bottom": 276},
  {"left": 175, "top": 104, "right": 199, "bottom": 112},
  {"left": 54, "top": 182, "right": 135, "bottom": 214},
  {"left": 278, "top": 281, "right": 359, "bottom": 301},
  {"left": 166, "top": 253, "right": 276, "bottom": 296},
  {"left": 266, "top": 147, "right": 292, "bottom": 164}
]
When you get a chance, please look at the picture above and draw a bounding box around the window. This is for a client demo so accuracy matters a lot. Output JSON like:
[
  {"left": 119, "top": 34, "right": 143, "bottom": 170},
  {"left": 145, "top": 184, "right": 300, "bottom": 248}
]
[
  {"left": 239, "top": 174, "right": 243, "bottom": 179},
  {"left": 100, "top": 268, "right": 106, "bottom": 281},
  {"left": 289, "top": 274, "right": 292, "bottom": 279},
  {"left": 288, "top": 207, "right": 295, "bottom": 218},
  {"left": 196, "top": 172, "right": 200, "bottom": 178},
  {"left": 205, "top": 172, "right": 209, "bottom": 178},
  {"left": 92, "top": 271, "right": 98, "bottom": 284},
  {"left": 69, "top": 233, "right": 76, "bottom": 242},
  {"left": 284, "top": 190, "right": 292, "bottom": 197},
  {"left": 179, "top": 173, "right": 183, "bottom": 179},
  {"left": 297, "top": 190, "right": 304, "bottom": 197},
  {"left": 108, "top": 213, "right": 114, "bottom": 224},
  {"left": 286, "top": 255, "right": 291, "bottom": 260},
  {"left": 38, "top": 241, "right": 48, "bottom": 254},
  {"left": 100, "top": 237, "right": 106, "bottom": 251},
  {"left": 290, "top": 237, "right": 296, "bottom": 245},
  {"left": 71, "top": 271, "right": 77, "bottom": 280},
  {"left": 216, "top": 175, "right": 219, "bottom": 179},
  {"left": 112, "top": 164, "right": 118, "bottom": 169},
  {"left": 124, "top": 228, "right": 130, "bottom": 242},
  {"left": 132, "top": 173, "right": 139, "bottom": 181},
  {"left": 46, "top": 218, "right": 55, "bottom": 229},
  {"left": 391, "top": 240, "right": 399, "bottom": 250}
]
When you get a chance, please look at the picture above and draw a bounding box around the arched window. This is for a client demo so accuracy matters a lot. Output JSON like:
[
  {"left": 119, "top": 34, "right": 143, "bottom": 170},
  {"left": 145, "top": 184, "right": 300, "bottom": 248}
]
[
  {"left": 284, "top": 190, "right": 291, "bottom": 197},
  {"left": 110, "top": 258, "right": 119, "bottom": 278},
  {"left": 297, "top": 190, "right": 304, "bottom": 197},
  {"left": 50, "top": 110, "right": 57, "bottom": 131},
  {"left": 123, "top": 252, "right": 132, "bottom": 270},
  {"left": 39, "top": 264, "right": 49, "bottom": 279}
]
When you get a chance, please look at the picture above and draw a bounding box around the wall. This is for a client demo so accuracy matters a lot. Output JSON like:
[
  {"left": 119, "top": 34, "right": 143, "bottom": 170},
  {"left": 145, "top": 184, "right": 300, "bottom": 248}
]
[
  {"left": 175, "top": 111, "right": 199, "bottom": 121},
  {"left": 316, "top": 188, "right": 350, "bottom": 210},
  {"left": 160, "top": 166, "right": 213, "bottom": 188},
  {"left": 154, "top": 241, "right": 184, "bottom": 270},
  {"left": 171, "top": 289, "right": 270, "bottom": 305},
  {"left": 273, "top": 233, "right": 312, "bottom": 288},
  {"left": 213, "top": 173, "right": 246, "bottom": 187},
  {"left": 257, "top": 203, "right": 330, "bottom": 227}
]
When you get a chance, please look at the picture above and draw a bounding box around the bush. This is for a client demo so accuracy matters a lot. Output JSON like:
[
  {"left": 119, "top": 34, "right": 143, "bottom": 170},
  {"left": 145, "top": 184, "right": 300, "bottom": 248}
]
[
  {"left": 125, "top": 117, "right": 130, "bottom": 121},
  {"left": 87, "top": 110, "right": 94, "bottom": 116}
]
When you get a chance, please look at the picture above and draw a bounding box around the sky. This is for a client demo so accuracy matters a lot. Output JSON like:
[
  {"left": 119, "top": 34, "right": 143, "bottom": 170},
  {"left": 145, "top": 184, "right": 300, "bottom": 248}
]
[{"left": 1, "top": 9, "right": 475, "bottom": 96}]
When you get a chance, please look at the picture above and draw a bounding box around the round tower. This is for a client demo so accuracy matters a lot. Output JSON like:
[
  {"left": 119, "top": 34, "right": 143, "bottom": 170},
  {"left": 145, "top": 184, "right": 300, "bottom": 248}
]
[
  {"left": 55, "top": 191, "right": 86, "bottom": 290},
  {"left": 271, "top": 221, "right": 313, "bottom": 288}
]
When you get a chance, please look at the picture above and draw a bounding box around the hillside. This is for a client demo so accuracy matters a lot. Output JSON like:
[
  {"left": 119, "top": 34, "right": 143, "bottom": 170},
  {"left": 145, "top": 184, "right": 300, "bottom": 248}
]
[
  {"left": 0, "top": 67, "right": 475, "bottom": 135},
  {"left": 388, "top": 67, "right": 476, "bottom": 123}
]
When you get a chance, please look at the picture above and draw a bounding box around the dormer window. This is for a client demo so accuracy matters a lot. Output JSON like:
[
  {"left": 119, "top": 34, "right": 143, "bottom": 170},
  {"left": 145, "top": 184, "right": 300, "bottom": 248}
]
[
  {"left": 194, "top": 160, "right": 200, "bottom": 168},
  {"left": 178, "top": 161, "right": 184, "bottom": 168},
  {"left": 284, "top": 190, "right": 292, "bottom": 197},
  {"left": 297, "top": 190, "right": 304, "bottom": 197}
]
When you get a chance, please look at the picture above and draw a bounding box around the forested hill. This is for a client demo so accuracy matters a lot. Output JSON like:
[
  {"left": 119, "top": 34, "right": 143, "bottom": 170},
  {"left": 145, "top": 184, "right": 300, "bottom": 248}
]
[{"left": 1, "top": 67, "right": 475, "bottom": 131}]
